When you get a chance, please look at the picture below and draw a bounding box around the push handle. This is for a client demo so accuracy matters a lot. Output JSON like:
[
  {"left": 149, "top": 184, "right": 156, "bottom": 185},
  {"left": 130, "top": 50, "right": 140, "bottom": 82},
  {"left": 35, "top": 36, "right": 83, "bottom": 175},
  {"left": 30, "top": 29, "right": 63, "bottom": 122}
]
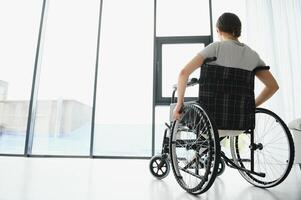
[
  {"left": 173, "top": 77, "right": 199, "bottom": 90},
  {"left": 253, "top": 66, "right": 270, "bottom": 73}
]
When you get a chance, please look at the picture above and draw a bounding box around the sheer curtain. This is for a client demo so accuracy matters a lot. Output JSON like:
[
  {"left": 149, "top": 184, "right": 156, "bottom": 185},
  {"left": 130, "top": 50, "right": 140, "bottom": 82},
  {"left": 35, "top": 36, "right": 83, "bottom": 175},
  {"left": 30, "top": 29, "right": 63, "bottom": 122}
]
[{"left": 244, "top": 0, "right": 301, "bottom": 122}]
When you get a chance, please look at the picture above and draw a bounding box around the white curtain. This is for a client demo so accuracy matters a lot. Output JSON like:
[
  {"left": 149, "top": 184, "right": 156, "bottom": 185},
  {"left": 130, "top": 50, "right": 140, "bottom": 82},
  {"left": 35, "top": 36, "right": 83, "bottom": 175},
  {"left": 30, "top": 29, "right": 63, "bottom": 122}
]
[{"left": 244, "top": 0, "right": 301, "bottom": 122}]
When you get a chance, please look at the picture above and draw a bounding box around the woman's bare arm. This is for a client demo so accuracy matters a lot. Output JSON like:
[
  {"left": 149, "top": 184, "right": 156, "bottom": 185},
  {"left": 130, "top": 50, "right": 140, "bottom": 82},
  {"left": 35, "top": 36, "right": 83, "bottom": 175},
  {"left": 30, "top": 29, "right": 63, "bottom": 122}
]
[
  {"left": 173, "top": 54, "right": 205, "bottom": 120},
  {"left": 255, "top": 70, "right": 279, "bottom": 107}
]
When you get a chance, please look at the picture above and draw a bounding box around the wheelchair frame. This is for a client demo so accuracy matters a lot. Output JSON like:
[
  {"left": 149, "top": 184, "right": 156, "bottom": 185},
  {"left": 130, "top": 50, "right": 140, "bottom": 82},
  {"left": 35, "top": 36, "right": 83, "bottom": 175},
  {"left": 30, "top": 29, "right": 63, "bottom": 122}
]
[{"left": 149, "top": 59, "right": 295, "bottom": 194}]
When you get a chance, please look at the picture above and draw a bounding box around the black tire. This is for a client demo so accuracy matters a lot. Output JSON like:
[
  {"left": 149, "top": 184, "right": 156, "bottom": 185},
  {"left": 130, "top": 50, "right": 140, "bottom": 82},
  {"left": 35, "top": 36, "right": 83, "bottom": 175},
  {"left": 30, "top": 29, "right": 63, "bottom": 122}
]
[
  {"left": 230, "top": 108, "right": 295, "bottom": 188},
  {"left": 217, "top": 158, "right": 226, "bottom": 176},
  {"left": 169, "top": 103, "right": 220, "bottom": 194},
  {"left": 149, "top": 155, "right": 170, "bottom": 179}
]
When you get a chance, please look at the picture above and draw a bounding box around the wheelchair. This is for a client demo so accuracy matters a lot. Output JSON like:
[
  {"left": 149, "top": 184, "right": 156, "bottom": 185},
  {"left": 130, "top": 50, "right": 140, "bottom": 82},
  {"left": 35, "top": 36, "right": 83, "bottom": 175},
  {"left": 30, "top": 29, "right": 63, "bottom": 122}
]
[{"left": 149, "top": 57, "right": 295, "bottom": 195}]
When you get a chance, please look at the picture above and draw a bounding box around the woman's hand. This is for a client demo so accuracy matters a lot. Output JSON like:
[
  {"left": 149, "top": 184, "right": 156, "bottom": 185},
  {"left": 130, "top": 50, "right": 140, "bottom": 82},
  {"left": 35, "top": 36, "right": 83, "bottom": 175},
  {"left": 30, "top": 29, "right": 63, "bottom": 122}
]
[
  {"left": 173, "top": 54, "right": 204, "bottom": 120},
  {"left": 173, "top": 103, "right": 183, "bottom": 120}
]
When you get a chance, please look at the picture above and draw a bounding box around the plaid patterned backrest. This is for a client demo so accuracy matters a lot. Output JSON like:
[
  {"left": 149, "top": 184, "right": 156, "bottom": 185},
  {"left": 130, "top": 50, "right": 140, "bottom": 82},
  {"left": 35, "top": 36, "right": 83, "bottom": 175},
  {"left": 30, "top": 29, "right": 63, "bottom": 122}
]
[{"left": 198, "top": 64, "right": 255, "bottom": 130}]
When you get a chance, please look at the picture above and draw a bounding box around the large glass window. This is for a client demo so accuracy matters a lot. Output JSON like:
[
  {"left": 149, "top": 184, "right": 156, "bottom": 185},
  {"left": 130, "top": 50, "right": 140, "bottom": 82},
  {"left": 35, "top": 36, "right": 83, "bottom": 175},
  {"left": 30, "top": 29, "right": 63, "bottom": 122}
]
[
  {"left": 0, "top": 0, "right": 216, "bottom": 157},
  {"left": 31, "top": 0, "right": 100, "bottom": 155},
  {"left": 93, "top": 0, "right": 153, "bottom": 156},
  {"left": 156, "top": 0, "right": 211, "bottom": 36},
  {"left": 0, "top": 1, "right": 42, "bottom": 154}
]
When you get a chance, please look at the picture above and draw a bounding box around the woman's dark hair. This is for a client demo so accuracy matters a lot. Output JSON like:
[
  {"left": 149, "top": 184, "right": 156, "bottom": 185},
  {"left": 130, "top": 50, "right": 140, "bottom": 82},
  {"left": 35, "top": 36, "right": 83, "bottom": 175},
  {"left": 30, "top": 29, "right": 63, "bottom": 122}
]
[{"left": 216, "top": 12, "right": 241, "bottom": 37}]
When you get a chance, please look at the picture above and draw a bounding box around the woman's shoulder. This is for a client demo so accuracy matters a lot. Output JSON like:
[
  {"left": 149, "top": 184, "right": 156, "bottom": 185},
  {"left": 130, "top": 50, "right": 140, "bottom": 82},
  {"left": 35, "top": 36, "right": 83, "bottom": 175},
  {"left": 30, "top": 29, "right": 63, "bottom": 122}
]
[
  {"left": 205, "top": 41, "right": 220, "bottom": 48},
  {"left": 243, "top": 44, "right": 262, "bottom": 58},
  {"left": 203, "top": 41, "right": 221, "bottom": 52},
  {"left": 238, "top": 43, "right": 266, "bottom": 66}
]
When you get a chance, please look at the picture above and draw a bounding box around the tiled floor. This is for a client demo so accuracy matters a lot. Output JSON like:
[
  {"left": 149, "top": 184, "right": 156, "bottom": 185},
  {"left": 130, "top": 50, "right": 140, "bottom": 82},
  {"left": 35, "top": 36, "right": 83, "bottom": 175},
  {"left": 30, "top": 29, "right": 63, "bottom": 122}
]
[{"left": 0, "top": 157, "right": 300, "bottom": 200}]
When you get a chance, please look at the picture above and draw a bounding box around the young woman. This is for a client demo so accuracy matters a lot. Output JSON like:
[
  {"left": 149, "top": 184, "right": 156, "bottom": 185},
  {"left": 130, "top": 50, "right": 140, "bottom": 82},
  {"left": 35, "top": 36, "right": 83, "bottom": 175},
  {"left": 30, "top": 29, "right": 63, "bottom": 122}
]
[{"left": 173, "top": 12, "right": 279, "bottom": 121}]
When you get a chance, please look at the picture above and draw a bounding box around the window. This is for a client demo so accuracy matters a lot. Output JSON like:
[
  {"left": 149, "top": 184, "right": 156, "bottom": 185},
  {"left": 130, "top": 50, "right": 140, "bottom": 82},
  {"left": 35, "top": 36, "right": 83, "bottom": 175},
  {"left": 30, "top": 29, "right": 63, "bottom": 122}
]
[
  {"left": 162, "top": 43, "right": 205, "bottom": 97},
  {"left": 93, "top": 0, "right": 154, "bottom": 156},
  {"left": 31, "top": 0, "right": 100, "bottom": 155},
  {"left": 154, "top": 37, "right": 210, "bottom": 105},
  {"left": 156, "top": 0, "right": 211, "bottom": 36},
  {"left": 0, "top": 0, "right": 42, "bottom": 154}
]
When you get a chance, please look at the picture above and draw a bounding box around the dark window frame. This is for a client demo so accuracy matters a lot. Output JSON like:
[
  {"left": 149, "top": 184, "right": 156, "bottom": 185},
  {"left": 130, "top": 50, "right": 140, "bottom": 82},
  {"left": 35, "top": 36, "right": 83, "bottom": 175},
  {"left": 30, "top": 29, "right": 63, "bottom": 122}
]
[{"left": 154, "top": 36, "right": 212, "bottom": 105}]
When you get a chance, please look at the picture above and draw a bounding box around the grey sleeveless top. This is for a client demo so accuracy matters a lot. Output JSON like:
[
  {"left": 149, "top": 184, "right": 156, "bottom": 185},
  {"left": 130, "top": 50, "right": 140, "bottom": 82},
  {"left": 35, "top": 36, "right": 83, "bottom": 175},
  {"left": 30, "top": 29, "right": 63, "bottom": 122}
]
[{"left": 198, "top": 40, "right": 266, "bottom": 71}]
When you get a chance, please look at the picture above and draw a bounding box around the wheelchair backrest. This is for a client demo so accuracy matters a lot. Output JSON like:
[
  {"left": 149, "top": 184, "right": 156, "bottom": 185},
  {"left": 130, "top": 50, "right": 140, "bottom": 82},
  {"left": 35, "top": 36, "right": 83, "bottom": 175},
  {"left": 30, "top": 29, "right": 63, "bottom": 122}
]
[{"left": 198, "top": 63, "right": 269, "bottom": 130}]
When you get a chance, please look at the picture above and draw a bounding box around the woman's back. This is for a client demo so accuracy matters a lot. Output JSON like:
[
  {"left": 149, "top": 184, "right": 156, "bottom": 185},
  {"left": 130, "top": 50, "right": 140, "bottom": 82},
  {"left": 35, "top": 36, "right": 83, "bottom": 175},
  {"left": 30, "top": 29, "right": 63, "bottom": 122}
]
[{"left": 199, "top": 40, "right": 265, "bottom": 71}]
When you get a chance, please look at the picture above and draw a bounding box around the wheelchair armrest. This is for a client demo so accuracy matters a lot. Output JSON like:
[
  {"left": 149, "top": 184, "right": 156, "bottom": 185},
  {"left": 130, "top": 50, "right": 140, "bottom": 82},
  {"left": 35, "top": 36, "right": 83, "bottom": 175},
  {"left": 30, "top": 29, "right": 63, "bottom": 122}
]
[
  {"left": 172, "top": 78, "right": 199, "bottom": 90},
  {"left": 203, "top": 56, "right": 217, "bottom": 64},
  {"left": 253, "top": 66, "right": 270, "bottom": 73}
]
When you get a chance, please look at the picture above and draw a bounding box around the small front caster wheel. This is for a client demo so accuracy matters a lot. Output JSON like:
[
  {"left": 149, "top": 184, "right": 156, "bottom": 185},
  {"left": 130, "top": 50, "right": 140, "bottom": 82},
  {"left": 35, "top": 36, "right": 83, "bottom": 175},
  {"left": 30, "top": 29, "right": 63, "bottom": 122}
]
[{"left": 149, "top": 155, "right": 170, "bottom": 179}]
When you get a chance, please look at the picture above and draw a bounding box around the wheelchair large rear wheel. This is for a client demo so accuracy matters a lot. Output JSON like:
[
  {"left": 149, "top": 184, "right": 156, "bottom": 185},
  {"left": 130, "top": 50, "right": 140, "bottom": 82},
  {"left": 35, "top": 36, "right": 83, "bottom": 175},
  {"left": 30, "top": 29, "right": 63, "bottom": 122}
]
[
  {"left": 230, "top": 108, "right": 295, "bottom": 188},
  {"left": 170, "top": 104, "right": 220, "bottom": 194}
]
